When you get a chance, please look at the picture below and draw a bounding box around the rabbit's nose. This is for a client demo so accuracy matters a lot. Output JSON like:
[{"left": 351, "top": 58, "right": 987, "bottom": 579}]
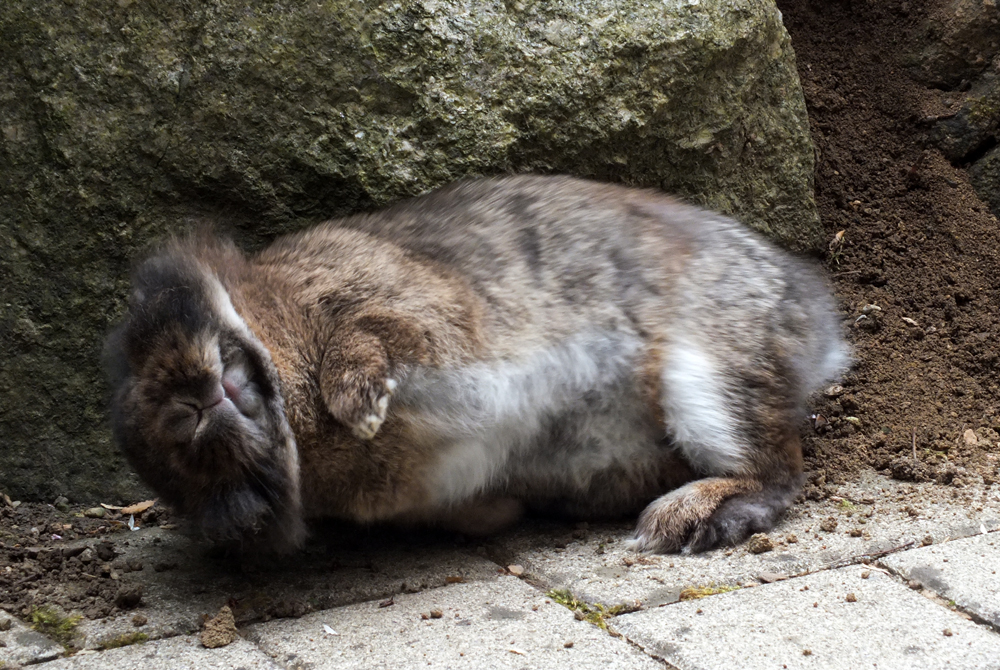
[{"left": 201, "top": 386, "right": 225, "bottom": 410}]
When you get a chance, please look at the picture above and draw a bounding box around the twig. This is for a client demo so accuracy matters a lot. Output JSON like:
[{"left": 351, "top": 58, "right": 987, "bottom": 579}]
[
  {"left": 825, "top": 540, "right": 916, "bottom": 571},
  {"left": 14, "top": 573, "right": 42, "bottom": 587}
]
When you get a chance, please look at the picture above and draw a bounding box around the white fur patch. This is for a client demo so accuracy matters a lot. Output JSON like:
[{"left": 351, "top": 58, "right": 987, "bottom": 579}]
[
  {"left": 205, "top": 272, "right": 254, "bottom": 337},
  {"left": 660, "top": 339, "right": 746, "bottom": 474},
  {"left": 398, "top": 332, "right": 642, "bottom": 506}
]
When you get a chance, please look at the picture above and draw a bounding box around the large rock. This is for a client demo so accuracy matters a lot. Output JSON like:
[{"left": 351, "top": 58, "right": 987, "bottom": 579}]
[
  {"left": 907, "top": 0, "right": 1000, "bottom": 89},
  {"left": 914, "top": 0, "right": 1000, "bottom": 215},
  {"left": 970, "top": 144, "right": 1000, "bottom": 218},
  {"left": 929, "top": 70, "right": 1000, "bottom": 164},
  {"left": 0, "top": 0, "right": 819, "bottom": 501}
]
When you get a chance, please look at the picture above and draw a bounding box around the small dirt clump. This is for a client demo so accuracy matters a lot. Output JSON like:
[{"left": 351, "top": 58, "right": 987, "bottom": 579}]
[{"left": 200, "top": 605, "right": 239, "bottom": 649}]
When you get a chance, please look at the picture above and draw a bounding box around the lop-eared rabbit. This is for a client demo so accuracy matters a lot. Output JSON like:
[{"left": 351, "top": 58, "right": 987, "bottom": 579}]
[{"left": 107, "top": 175, "right": 848, "bottom": 554}]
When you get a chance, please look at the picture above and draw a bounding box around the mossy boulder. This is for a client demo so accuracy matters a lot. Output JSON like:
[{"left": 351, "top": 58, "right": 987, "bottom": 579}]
[{"left": 0, "top": 0, "right": 819, "bottom": 501}]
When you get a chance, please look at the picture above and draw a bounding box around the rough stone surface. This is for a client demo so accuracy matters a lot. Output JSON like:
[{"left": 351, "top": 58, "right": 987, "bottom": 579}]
[
  {"left": 971, "top": 143, "right": 1000, "bottom": 219},
  {"left": 0, "top": 0, "right": 818, "bottom": 502},
  {"left": 907, "top": 0, "right": 1000, "bottom": 88},
  {"left": 929, "top": 72, "right": 1000, "bottom": 163},
  {"left": 0, "top": 612, "right": 64, "bottom": 666},
  {"left": 487, "top": 472, "right": 1000, "bottom": 607},
  {"left": 613, "top": 564, "right": 1000, "bottom": 670},
  {"left": 37, "top": 636, "right": 281, "bottom": 669},
  {"left": 74, "top": 523, "right": 501, "bottom": 650},
  {"left": 245, "top": 576, "right": 662, "bottom": 669},
  {"left": 882, "top": 531, "right": 1000, "bottom": 628},
  {"left": 911, "top": 0, "right": 1000, "bottom": 217}
]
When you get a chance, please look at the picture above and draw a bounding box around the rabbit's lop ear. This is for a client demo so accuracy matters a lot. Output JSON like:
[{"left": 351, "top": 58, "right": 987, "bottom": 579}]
[{"left": 106, "top": 245, "right": 304, "bottom": 553}]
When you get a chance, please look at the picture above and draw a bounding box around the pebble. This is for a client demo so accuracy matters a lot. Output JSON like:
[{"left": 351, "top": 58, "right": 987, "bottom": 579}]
[
  {"left": 132, "top": 614, "right": 148, "bottom": 627},
  {"left": 96, "top": 541, "right": 117, "bottom": 562},
  {"left": 114, "top": 585, "right": 143, "bottom": 609},
  {"left": 0, "top": 618, "right": 11, "bottom": 631},
  {"left": 820, "top": 518, "right": 839, "bottom": 532},
  {"left": 83, "top": 507, "right": 106, "bottom": 519},
  {"left": 846, "top": 593, "right": 858, "bottom": 602},
  {"left": 507, "top": 564, "right": 525, "bottom": 576}
]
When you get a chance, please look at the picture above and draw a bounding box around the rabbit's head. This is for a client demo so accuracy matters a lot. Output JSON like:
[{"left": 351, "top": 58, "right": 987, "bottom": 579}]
[{"left": 106, "top": 245, "right": 304, "bottom": 552}]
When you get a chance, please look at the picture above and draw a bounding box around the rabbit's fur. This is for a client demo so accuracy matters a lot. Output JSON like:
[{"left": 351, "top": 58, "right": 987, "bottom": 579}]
[{"left": 107, "top": 175, "right": 848, "bottom": 554}]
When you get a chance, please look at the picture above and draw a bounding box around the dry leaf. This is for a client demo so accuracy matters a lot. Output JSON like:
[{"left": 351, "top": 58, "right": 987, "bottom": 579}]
[{"left": 121, "top": 500, "right": 156, "bottom": 515}]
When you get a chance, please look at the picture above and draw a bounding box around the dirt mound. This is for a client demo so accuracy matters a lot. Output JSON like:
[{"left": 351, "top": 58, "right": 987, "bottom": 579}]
[{"left": 780, "top": 0, "right": 1000, "bottom": 489}]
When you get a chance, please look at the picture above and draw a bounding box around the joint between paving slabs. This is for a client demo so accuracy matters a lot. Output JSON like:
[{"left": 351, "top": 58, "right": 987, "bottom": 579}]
[{"left": 874, "top": 530, "right": 1000, "bottom": 636}]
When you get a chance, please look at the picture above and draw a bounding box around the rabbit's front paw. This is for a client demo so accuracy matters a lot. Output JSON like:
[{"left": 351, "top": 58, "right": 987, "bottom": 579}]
[{"left": 349, "top": 377, "right": 398, "bottom": 440}]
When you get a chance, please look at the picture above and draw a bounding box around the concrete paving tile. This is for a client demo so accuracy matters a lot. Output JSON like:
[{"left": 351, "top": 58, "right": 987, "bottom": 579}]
[
  {"left": 882, "top": 531, "right": 1000, "bottom": 628},
  {"left": 488, "top": 473, "right": 1000, "bottom": 607},
  {"left": 246, "top": 576, "right": 663, "bottom": 669},
  {"left": 37, "top": 635, "right": 280, "bottom": 669},
  {"left": 71, "top": 523, "right": 499, "bottom": 650},
  {"left": 0, "top": 611, "right": 64, "bottom": 666},
  {"left": 612, "top": 564, "right": 1000, "bottom": 670}
]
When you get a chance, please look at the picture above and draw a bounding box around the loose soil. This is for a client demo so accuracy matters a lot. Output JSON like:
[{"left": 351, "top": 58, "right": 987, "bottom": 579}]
[
  {"left": 780, "top": 0, "right": 1000, "bottom": 489},
  {"left": 0, "top": 503, "right": 179, "bottom": 627},
  {"left": 2, "top": 0, "right": 999, "bottom": 631}
]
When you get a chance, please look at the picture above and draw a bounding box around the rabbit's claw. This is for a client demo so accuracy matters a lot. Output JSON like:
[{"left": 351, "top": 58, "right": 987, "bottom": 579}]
[{"left": 350, "top": 378, "right": 397, "bottom": 440}]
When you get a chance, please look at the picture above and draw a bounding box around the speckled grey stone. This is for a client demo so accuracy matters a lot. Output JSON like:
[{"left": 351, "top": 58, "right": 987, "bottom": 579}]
[
  {"left": 73, "top": 524, "right": 501, "bottom": 651},
  {"left": 38, "top": 636, "right": 281, "bottom": 669},
  {"left": 486, "top": 472, "right": 1000, "bottom": 607},
  {"left": 882, "top": 530, "right": 1000, "bottom": 628},
  {"left": 246, "top": 576, "right": 662, "bottom": 669},
  {"left": 0, "top": 612, "right": 65, "bottom": 666},
  {"left": 613, "top": 564, "right": 1000, "bottom": 670}
]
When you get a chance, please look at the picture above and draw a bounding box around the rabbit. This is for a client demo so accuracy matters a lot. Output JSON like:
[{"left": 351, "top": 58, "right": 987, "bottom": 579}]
[{"left": 105, "top": 174, "right": 849, "bottom": 554}]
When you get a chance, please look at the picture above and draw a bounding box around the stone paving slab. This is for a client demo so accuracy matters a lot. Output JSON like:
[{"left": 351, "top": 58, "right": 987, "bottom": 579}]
[
  {"left": 37, "top": 636, "right": 281, "bottom": 669},
  {"left": 0, "top": 611, "right": 64, "bottom": 666},
  {"left": 882, "top": 531, "right": 1000, "bottom": 628},
  {"left": 489, "top": 473, "right": 1000, "bottom": 607},
  {"left": 612, "top": 564, "right": 1000, "bottom": 670},
  {"left": 245, "top": 576, "right": 663, "bottom": 670},
  {"left": 72, "top": 524, "right": 499, "bottom": 650}
]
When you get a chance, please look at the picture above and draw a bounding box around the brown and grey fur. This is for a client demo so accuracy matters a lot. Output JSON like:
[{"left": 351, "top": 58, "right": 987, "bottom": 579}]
[{"left": 106, "top": 175, "right": 848, "bottom": 554}]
